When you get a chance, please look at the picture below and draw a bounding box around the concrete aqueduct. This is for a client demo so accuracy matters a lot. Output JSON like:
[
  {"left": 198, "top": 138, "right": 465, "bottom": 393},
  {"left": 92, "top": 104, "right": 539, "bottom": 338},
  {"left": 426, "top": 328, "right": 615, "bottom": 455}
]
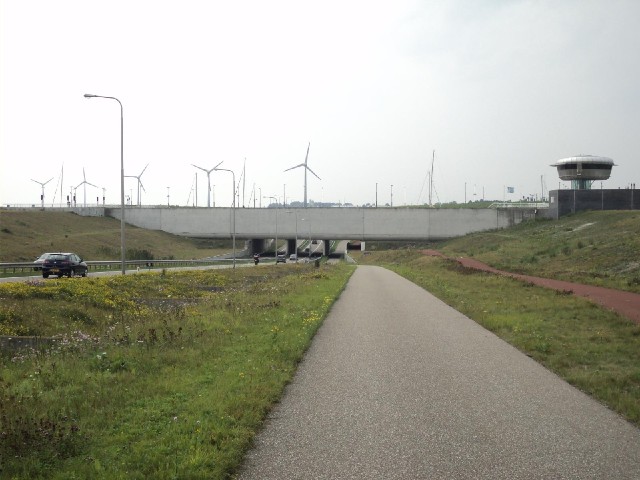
[{"left": 104, "top": 206, "right": 545, "bottom": 255}]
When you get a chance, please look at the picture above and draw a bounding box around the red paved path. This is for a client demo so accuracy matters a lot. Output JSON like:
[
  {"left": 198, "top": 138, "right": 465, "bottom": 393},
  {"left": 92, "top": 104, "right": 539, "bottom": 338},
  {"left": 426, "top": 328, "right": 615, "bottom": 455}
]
[{"left": 422, "top": 250, "right": 640, "bottom": 324}]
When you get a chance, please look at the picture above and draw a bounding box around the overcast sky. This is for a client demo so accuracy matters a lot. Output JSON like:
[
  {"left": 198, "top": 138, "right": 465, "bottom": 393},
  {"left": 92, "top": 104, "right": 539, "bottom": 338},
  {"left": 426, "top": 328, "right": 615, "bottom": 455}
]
[{"left": 2, "top": 0, "right": 639, "bottom": 208}]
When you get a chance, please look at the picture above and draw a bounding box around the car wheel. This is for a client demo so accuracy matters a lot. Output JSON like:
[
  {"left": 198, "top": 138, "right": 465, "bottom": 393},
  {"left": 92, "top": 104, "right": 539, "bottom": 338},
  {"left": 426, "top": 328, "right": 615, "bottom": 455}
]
[
  {"left": 43, "top": 273, "right": 49, "bottom": 278},
  {"left": 68, "top": 270, "right": 73, "bottom": 278},
  {"left": 81, "top": 270, "right": 87, "bottom": 277}
]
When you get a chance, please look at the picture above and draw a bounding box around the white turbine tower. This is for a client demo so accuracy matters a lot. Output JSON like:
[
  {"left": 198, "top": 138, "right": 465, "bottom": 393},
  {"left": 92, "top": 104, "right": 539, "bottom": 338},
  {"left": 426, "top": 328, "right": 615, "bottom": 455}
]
[
  {"left": 75, "top": 168, "right": 97, "bottom": 207},
  {"left": 31, "top": 177, "right": 53, "bottom": 208},
  {"left": 192, "top": 162, "right": 223, "bottom": 207},
  {"left": 284, "top": 142, "right": 321, "bottom": 208},
  {"left": 125, "top": 163, "right": 149, "bottom": 206}
]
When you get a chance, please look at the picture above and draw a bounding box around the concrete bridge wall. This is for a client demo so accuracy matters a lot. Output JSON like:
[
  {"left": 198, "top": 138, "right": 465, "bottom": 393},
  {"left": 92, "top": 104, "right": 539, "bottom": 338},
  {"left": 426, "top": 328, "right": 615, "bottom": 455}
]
[{"left": 105, "top": 206, "right": 545, "bottom": 241}]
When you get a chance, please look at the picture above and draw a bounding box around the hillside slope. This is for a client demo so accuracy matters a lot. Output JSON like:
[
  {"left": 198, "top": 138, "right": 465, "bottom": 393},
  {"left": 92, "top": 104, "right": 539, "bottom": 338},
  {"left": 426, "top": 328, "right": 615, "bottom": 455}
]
[
  {"left": 0, "top": 210, "right": 232, "bottom": 262},
  {"left": 439, "top": 210, "right": 640, "bottom": 293}
]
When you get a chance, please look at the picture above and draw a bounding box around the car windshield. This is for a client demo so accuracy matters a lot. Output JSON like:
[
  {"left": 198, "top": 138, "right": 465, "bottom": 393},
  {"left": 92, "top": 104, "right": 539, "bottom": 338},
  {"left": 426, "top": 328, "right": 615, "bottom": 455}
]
[{"left": 48, "top": 254, "right": 69, "bottom": 261}]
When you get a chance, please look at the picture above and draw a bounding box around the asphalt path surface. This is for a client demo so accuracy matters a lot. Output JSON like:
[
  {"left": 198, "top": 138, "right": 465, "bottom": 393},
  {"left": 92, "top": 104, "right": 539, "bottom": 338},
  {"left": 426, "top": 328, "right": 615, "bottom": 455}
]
[{"left": 238, "top": 265, "right": 640, "bottom": 479}]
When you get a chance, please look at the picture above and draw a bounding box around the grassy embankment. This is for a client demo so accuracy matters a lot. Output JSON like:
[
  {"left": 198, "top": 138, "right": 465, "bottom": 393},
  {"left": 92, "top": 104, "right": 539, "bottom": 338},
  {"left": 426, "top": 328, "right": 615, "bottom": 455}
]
[
  {"left": 0, "top": 210, "right": 233, "bottom": 263},
  {"left": 438, "top": 210, "right": 640, "bottom": 293},
  {"left": 356, "top": 210, "right": 640, "bottom": 427},
  {"left": 0, "top": 264, "right": 354, "bottom": 478}
]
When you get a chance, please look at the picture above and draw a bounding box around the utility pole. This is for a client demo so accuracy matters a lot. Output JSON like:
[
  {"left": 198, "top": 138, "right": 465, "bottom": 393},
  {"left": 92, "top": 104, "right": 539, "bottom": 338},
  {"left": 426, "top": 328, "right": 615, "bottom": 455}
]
[{"left": 429, "top": 150, "right": 434, "bottom": 206}]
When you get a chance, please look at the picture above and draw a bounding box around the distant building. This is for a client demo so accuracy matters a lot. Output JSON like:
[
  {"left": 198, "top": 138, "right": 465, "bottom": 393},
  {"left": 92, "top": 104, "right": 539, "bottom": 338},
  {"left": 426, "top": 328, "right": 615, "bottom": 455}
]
[
  {"left": 549, "top": 188, "right": 638, "bottom": 218},
  {"left": 549, "top": 155, "right": 637, "bottom": 217},
  {"left": 550, "top": 155, "right": 615, "bottom": 190}
]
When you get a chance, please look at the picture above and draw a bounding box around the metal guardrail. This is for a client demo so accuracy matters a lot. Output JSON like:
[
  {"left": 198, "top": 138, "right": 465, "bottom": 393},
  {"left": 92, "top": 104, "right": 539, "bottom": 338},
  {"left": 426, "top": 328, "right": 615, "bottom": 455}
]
[
  {"left": 0, "top": 258, "right": 245, "bottom": 275},
  {"left": 2, "top": 204, "right": 178, "bottom": 209},
  {"left": 488, "top": 202, "right": 549, "bottom": 209}
]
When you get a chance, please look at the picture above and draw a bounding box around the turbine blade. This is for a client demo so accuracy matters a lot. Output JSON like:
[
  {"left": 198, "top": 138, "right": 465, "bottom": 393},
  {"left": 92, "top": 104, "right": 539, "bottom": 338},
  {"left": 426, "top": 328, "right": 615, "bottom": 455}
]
[
  {"left": 208, "top": 160, "right": 224, "bottom": 173},
  {"left": 192, "top": 164, "right": 207, "bottom": 173},
  {"left": 306, "top": 166, "right": 321, "bottom": 180},
  {"left": 86, "top": 182, "right": 98, "bottom": 188},
  {"left": 140, "top": 163, "right": 149, "bottom": 176},
  {"left": 284, "top": 163, "right": 305, "bottom": 172},
  {"left": 140, "top": 180, "right": 146, "bottom": 193},
  {"left": 304, "top": 142, "right": 310, "bottom": 165}
]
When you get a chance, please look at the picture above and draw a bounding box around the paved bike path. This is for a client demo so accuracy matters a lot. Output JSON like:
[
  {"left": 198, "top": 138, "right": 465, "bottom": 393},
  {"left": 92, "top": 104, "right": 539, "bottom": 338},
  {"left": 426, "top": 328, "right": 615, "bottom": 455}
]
[{"left": 238, "top": 266, "right": 640, "bottom": 479}]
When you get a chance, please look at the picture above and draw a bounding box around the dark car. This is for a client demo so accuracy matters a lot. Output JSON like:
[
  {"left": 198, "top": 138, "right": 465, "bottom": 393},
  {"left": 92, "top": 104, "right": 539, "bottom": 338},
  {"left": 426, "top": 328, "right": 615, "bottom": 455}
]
[
  {"left": 33, "top": 252, "right": 54, "bottom": 271},
  {"left": 42, "top": 253, "right": 88, "bottom": 278},
  {"left": 276, "top": 254, "right": 286, "bottom": 264}
]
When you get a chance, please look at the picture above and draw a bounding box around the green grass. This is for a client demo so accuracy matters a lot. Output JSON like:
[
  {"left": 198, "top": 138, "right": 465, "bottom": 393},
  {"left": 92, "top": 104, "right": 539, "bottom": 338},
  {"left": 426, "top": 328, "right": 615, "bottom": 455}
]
[
  {"left": 356, "top": 249, "right": 640, "bottom": 427},
  {"left": 0, "top": 210, "right": 233, "bottom": 262},
  {"left": 0, "top": 263, "right": 354, "bottom": 478},
  {"left": 436, "top": 210, "right": 640, "bottom": 293},
  {"left": 2, "top": 207, "right": 639, "bottom": 478}
]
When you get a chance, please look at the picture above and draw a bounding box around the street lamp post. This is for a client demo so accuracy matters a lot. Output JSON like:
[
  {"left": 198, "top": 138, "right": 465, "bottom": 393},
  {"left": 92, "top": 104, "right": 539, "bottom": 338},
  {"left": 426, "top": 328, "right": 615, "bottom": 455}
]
[
  {"left": 84, "top": 93, "right": 126, "bottom": 275},
  {"left": 264, "top": 196, "right": 278, "bottom": 262},
  {"left": 215, "top": 167, "right": 236, "bottom": 269}
]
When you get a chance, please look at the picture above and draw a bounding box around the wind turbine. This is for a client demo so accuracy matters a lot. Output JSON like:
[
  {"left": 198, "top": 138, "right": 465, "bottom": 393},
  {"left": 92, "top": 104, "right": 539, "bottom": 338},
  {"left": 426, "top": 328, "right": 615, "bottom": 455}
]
[
  {"left": 75, "top": 168, "right": 97, "bottom": 207},
  {"left": 284, "top": 142, "right": 321, "bottom": 208},
  {"left": 31, "top": 177, "right": 53, "bottom": 208},
  {"left": 192, "top": 161, "right": 223, "bottom": 207},
  {"left": 125, "top": 163, "right": 149, "bottom": 206}
]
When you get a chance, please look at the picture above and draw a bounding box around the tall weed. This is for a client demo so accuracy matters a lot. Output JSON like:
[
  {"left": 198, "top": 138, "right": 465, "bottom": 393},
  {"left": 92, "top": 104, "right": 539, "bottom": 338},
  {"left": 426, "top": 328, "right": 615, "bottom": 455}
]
[{"left": 0, "top": 264, "right": 353, "bottom": 478}]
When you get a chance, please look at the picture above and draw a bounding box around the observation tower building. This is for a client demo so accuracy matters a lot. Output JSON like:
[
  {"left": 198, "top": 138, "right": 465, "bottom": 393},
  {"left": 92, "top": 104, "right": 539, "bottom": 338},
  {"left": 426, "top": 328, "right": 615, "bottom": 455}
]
[
  {"left": 550, "top": 155, "right": 615, "bottom": 190},
  {"left": 548, "top": 154, "right": 637, "bottom": 218}
]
